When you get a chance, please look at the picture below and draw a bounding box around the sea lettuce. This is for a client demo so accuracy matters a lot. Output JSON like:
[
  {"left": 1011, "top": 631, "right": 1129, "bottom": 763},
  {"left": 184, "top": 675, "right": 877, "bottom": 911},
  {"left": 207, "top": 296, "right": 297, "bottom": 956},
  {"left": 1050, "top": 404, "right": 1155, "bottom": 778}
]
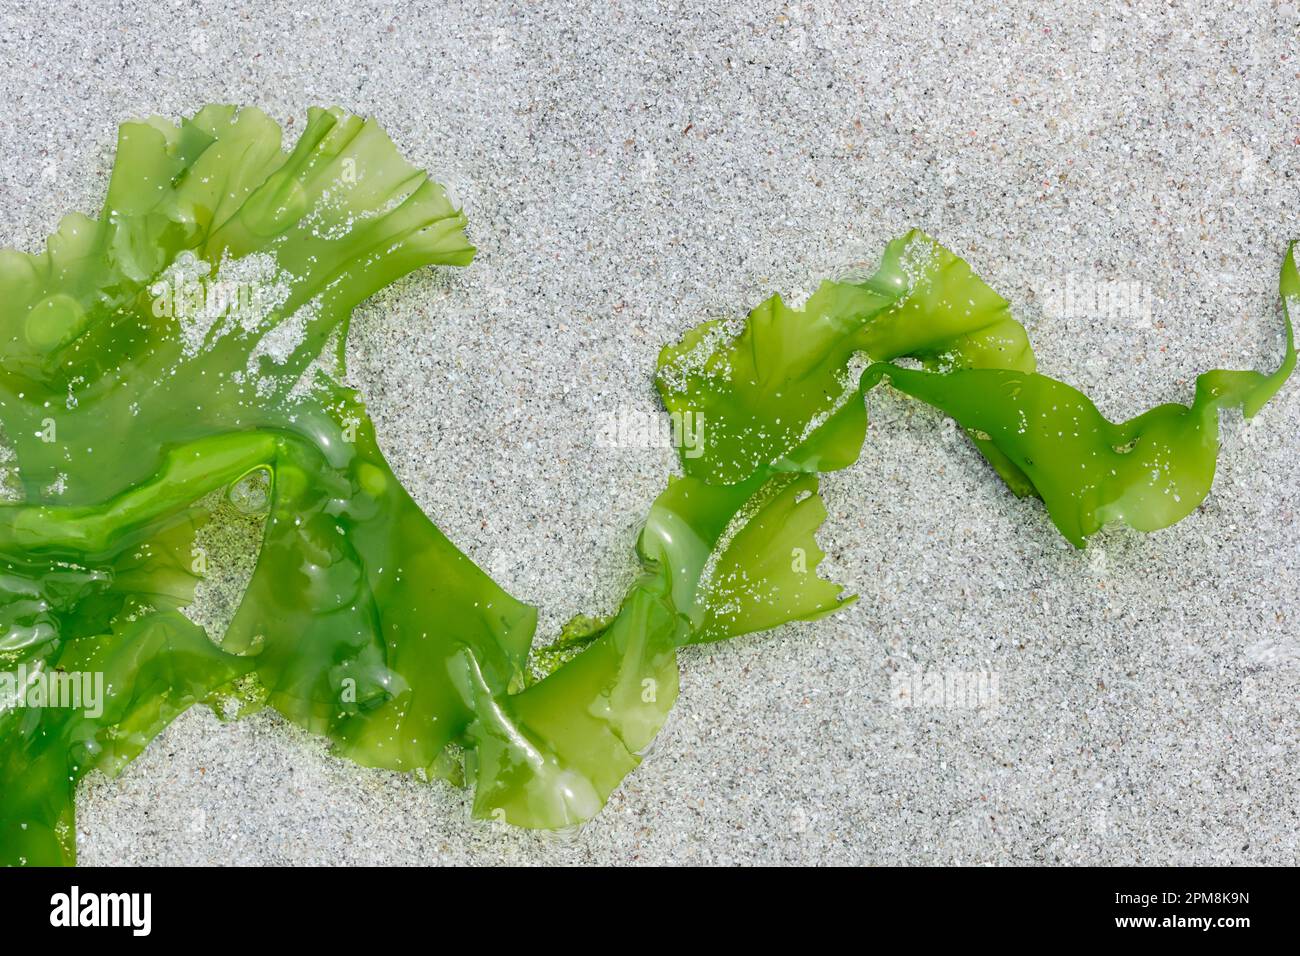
[
  {"left": 0, "top": 108, "right": 1293, "bottom": 863},
  {"left": 0, "top": 107, "right": 529, "bottom": 863},
  {"left": 656, "top": 231, "right": 1295, "bottom": 545}
]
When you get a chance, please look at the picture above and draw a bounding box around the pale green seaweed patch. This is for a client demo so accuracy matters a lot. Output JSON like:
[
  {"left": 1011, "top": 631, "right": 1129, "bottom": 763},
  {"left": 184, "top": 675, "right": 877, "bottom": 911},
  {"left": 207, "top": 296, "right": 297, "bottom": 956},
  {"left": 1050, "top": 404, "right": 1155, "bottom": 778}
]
[{"left": 0, "top": 109, "right": 1292, "bottom": 864}]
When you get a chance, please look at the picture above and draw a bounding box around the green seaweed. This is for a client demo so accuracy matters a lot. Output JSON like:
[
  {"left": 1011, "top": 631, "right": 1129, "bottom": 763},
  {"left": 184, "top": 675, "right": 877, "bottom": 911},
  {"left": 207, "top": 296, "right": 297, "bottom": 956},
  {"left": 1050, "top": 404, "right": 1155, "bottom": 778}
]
[
  {"left": 0, "top": 108, "right": 1292, "bottom": 864},
  {"left": 657, "top": 230, "right": 1294, "bottom": 547},
  {"left": 0, "top": 106, "right": 530, "bottom": 863}
]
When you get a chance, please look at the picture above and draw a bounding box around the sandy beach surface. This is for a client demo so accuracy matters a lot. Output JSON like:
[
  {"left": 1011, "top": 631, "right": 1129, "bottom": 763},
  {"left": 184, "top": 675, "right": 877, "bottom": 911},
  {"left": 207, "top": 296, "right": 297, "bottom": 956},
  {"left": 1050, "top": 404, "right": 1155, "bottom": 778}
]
[{"left": 0, "top": 0, "right": 1296, "bottom": 865}]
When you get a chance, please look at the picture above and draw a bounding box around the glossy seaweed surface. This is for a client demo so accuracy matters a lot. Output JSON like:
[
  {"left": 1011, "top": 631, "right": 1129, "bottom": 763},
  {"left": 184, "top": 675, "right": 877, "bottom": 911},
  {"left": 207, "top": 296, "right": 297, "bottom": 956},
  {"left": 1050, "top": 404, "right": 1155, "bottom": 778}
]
[{"left": 0, "top": 108, "right": 1293, "bottom": 864}]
